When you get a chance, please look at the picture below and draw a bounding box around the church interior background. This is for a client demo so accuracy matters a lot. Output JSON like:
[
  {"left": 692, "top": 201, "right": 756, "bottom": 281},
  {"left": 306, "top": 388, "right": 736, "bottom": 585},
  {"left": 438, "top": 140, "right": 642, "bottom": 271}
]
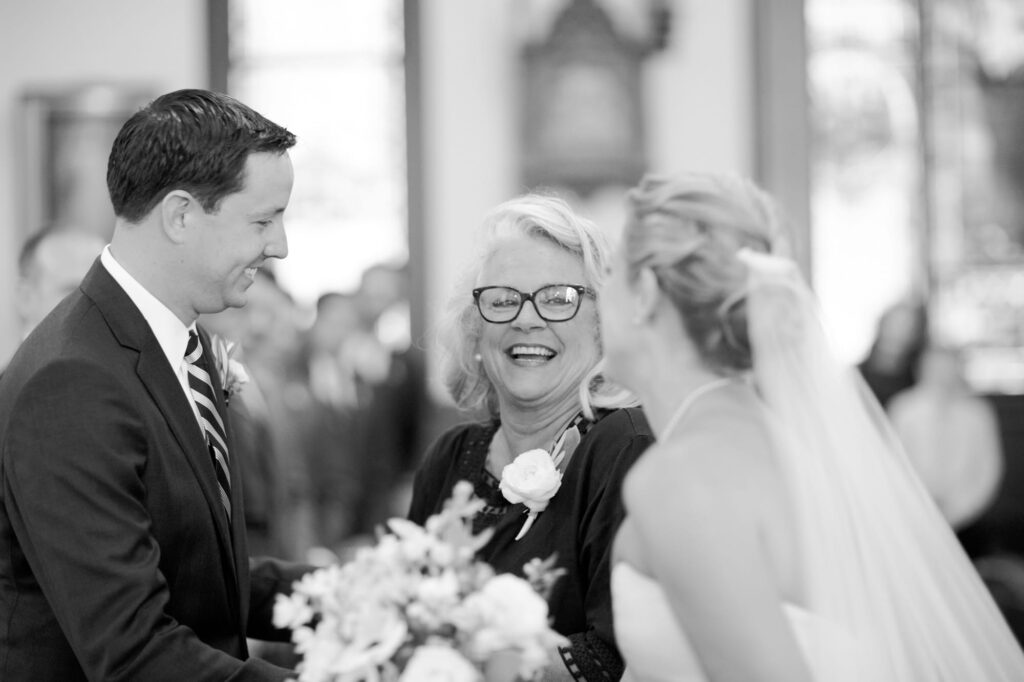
[{"left": 4, "top": 0, "right": 1024, "bottom": 633}]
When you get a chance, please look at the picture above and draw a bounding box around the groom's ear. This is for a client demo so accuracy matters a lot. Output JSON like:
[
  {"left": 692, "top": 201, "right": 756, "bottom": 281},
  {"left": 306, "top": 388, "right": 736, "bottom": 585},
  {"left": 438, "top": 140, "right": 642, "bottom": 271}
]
[{"left": 159, "top": 190, "right": 195, "bottom": 245}]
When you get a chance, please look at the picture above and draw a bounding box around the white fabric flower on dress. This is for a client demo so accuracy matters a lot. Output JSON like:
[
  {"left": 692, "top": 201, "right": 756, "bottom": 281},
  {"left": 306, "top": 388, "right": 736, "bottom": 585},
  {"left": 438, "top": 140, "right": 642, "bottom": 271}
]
[{"left": 499, "top": 448, "right": 562, "bottom": 540}]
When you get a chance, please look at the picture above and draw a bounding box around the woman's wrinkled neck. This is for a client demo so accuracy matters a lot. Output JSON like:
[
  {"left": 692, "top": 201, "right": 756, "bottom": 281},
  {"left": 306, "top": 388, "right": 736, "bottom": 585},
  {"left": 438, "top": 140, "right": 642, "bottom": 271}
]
[{"left": 496, "top": 391, "right": 581, "bottom": 455}]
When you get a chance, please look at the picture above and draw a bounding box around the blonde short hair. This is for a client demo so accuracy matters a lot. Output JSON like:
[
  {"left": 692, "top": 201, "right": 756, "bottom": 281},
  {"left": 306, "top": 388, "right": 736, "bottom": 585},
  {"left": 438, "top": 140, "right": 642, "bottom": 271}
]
[
  {"left": 437, "top": 192, "right": 635, "bottom": 418},
  {"left": 624, "top": 172, "right": 786, "bottom": 373}
]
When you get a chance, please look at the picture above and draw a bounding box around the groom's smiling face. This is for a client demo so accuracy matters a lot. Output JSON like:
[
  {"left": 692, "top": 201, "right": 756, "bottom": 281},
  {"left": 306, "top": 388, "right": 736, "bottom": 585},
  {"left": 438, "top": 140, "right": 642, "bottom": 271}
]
[{"left": 184, "top": 151, "right": 294, "bottom": 316}]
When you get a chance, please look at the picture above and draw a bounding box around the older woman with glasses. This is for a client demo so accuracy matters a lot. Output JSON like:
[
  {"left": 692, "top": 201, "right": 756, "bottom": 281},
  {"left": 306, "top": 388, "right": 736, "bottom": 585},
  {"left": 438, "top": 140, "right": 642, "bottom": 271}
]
[{"left": 408, "top": 193, "right": 653, "bottom": 681}]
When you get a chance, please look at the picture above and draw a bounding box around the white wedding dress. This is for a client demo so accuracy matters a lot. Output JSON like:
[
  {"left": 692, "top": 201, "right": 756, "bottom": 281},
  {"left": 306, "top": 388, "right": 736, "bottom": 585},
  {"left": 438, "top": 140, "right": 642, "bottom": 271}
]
[
  {"left": 612, "top": 562, "right": 882, "bottom": 682},
  {"left": 610, "top": 250, "right": 1024, "bottom": 682}
]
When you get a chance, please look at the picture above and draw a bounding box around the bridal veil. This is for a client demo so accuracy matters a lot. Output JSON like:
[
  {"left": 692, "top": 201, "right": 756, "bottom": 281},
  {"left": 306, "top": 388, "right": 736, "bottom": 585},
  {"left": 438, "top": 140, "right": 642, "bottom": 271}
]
[{"left": 738, "top": 248, "right": 1024, "bottom": 680}]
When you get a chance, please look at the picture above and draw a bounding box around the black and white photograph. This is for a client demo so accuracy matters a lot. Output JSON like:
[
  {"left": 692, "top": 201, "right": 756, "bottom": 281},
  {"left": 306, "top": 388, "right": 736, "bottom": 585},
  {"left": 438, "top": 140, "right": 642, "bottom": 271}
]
[{"left": 2, "top": 1, "right": 1024, "bottom": 680}]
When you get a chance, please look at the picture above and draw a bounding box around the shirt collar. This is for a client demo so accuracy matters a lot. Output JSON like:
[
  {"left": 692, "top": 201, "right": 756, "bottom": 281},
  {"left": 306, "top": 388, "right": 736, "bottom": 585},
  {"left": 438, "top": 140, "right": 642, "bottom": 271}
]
[{"left": 100, "top": 245, "right": 194, "bottom": 371}]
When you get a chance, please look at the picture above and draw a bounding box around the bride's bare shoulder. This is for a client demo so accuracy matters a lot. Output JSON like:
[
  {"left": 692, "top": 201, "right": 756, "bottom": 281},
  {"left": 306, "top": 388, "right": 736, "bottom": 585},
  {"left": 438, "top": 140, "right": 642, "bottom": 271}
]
[{"left": 623, "top": 394, "right": 776, "bottom": 515}]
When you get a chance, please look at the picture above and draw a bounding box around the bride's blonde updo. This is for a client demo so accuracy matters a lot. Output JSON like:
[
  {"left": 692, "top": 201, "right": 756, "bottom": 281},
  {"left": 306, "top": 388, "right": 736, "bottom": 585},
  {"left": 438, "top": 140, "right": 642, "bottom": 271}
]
[{"left": 624, "top": 172, "right": 784, "bottom": 373}]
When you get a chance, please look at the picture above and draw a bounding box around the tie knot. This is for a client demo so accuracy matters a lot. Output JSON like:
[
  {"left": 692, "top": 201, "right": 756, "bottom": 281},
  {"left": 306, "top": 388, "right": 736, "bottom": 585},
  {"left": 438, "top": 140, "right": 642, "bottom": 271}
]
[{"left": 185, "top": 331, "right": 202, "bottom": 364}]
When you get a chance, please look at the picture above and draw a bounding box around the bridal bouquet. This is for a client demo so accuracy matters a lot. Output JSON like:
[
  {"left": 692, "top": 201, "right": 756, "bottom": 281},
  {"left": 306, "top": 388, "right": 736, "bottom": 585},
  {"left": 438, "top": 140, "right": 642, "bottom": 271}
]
[{"left": 273, "top": 481, "right": 568, "bottom": 682}]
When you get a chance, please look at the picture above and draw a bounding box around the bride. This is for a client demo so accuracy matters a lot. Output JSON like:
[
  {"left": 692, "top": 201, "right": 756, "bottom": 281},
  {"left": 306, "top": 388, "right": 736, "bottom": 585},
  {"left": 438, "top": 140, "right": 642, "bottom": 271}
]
[{"left": 599, "top": 172, "right": 1024, "bottom": 681}]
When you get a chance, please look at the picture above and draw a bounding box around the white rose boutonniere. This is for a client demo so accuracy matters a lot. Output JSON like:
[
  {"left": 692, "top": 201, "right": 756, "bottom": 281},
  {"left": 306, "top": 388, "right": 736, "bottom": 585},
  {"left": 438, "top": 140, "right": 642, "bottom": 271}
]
[
  {"left": 499, "top": 448, "right": 563, "bottom": 541},
  {"left": 209, "top": 335, "right": 249, "bottom": 404}
]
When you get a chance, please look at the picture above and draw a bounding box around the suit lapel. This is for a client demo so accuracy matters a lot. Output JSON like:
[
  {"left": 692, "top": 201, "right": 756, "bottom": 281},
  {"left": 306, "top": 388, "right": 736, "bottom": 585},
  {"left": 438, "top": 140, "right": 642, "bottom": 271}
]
[
  {"left": 136, "top": 351, "right": 237, "bottom": 570},
  {"left": 80, "top": 263, "right": 241, "bottom": 596}
]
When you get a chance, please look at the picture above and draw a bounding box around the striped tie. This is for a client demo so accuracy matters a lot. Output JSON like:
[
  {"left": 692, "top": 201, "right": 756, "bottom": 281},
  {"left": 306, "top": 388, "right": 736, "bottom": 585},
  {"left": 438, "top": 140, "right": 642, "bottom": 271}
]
[{"left": 184, "top": 331, "right": 232, "bottom": 520}]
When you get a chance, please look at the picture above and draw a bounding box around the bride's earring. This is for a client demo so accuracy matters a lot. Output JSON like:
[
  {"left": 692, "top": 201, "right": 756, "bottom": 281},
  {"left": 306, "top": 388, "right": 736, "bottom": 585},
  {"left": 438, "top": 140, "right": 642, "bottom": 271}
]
[{"left": 473, "top": 353, "right": 482, "bottom": 362}]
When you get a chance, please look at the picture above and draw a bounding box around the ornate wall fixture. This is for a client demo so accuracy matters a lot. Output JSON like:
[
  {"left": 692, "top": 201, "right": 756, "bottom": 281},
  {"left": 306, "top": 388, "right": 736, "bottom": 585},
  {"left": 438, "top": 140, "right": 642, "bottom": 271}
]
[
  {"left": 19, "top": 83, "right": 153, "bottom": 240},
  {"left": 520, "top": 0, "right": 670, "bottom": 197}
]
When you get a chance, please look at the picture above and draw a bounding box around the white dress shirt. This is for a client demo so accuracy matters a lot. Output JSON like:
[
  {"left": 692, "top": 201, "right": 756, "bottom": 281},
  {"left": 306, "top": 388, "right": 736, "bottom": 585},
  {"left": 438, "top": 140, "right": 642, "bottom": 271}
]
[{"left": 100, "top": 246, "right": 204, "bottom": 431}]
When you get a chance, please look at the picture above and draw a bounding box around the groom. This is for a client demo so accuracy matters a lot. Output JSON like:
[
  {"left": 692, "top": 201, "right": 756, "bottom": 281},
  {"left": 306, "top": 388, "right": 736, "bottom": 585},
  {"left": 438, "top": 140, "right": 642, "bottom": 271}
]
[{"left": 0, "top": 89, "right": 310, "bottom": 680}]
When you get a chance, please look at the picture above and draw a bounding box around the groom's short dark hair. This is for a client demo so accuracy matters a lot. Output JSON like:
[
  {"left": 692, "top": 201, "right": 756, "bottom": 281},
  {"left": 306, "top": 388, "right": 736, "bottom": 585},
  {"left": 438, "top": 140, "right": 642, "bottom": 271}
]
[{"left": 106, "top": 88, "right": 296, "bottom": 223}]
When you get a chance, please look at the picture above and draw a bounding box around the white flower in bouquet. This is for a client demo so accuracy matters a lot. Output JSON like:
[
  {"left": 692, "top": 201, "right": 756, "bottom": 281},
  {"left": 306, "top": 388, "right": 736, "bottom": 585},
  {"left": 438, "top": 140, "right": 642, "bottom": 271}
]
[
  {"left": 335, "top": 602, "right": 409, "bottom": 675},
  {"left": 415, "top": 570, "right": 461, "bottom": 610},
  {"left": 273, "top": 481, "right": 568, "bottom": 682},
  {"left": 455, "top": 574, "right": 559, "bottom": 679},
  {"left": 292, "top": 626, "right": 348, "bottom": 682},
  {"left": 275, "top": 591, "right": 315, "bottom": 630},
  {"left": 465, "top": 574, "right": 552, "bottom": 641}
]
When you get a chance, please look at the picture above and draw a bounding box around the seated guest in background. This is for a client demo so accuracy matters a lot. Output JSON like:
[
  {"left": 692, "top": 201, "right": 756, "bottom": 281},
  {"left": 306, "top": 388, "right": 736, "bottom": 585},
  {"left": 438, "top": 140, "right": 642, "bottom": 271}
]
[
  {"left": 858, "top": 299, "right": 929, "bottom": 408},
  {"left": 239, "top": 268, "right": 319, "bottom": 562},
  {"left": 304, "top": 291, "right": 373, "bottom": 552},
  {"left": 408, "top": 194, "right": 653, "bottom": 681},
  {"left": 357, "top": 262, "right": 412, "bottom": 356},
  {"left": 15, "top": 226, "right": 104, "bottom": 337},
  {"left": 889, "top": 344, "right": 1004, "bottom": 532},
  {"left": 351, "top": 263, "right": 425, "bottom": 533},
  {"left": 307, "top": 291, "right": 364, "bottom": 412},
  {"left": 202, "top": 281, "right": 287, "bottom": 561}
]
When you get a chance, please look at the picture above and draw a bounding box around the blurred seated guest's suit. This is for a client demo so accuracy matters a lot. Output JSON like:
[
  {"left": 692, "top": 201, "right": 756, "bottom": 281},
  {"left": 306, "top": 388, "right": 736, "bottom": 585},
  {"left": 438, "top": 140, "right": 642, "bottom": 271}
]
[
  {"left": 307, "top": 292, "right": 363, "bottom": 412},
  {"left": 304, "top": 292, "right": 365, "bottom": 549},
  {"left": 241, "top": 269, "right": 319, "bottom": 561},
  {"left": 306, "top": 281, "right": 425, "bottom": 550},
  {"left": 889, "top": 345, "right": 1005, "bottom": 534},
  {"left": 15, "top": 226, "right": 105, "bottom": 338},
  {"left": 355, "top": 263, "right": 425, "bottom": 523},
  {"left": 202, "top": 302, "right": 283, "bottom": 559},
  {"left": 858, "top": 299, "right": 929, "bottom": 409},
  {"left": 229, "top": 377, "right": 283, "bottom": 557}
]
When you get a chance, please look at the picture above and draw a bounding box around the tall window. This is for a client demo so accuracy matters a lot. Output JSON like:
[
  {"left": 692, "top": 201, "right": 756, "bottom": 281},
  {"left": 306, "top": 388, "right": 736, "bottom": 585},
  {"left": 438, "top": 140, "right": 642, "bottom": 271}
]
[
  {"left": 805, "top": 0, "right": 924, "bottom": 364},
  {"left": 225, "top": 0, "right": 408, "bottom": 305},
  {"left": 802, "top": 0, "right": 1024, "bottom": 390}
]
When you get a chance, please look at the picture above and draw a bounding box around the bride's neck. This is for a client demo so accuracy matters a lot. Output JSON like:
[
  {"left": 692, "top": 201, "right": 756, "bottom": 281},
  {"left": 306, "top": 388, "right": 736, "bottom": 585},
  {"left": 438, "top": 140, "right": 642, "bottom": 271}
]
[{"left": 638, "top": 363, "right": 727, "bottom": 439}]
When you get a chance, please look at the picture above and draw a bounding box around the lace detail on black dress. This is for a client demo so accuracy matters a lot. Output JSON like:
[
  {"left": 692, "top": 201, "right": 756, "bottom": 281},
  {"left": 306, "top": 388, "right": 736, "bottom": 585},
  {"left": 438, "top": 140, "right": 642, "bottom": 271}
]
[
  {"left": 455, "top": 414, "right": 596, "bottom": 536},
  {"left": 562, "top": 632, "right": 624, "bottom": 681},
  {"left": 432, "top": 410, "right": 626, "bottom": 681},
  {"left": 450, "top": 421, "right": 514, "bottom": 535},
  {"left": 473, "top": 467, "right": 514, "bottom": 534}
]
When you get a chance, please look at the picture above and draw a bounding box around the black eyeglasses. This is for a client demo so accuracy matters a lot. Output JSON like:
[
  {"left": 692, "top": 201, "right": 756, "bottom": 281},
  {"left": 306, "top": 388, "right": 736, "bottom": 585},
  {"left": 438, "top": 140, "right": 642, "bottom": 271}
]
[{"left": 472, "top": 284, "right": 596, "bottom": 324}]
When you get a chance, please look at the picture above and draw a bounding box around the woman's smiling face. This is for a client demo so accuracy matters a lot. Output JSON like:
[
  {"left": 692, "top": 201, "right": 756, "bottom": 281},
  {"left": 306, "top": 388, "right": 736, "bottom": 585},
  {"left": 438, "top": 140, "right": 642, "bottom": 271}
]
[{"left": 475, "top": 235, "right": 601, "bottom": 413}]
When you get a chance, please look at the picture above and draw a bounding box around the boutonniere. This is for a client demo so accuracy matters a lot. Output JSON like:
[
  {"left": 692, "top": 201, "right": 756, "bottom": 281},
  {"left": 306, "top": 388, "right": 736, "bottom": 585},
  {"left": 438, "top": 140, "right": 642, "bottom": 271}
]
[
  {"left": 209, "top": 335, "right": 249, "bottom": 404},
  {"left": 499, "top": 426, "right": 580, "bottom": 541}
]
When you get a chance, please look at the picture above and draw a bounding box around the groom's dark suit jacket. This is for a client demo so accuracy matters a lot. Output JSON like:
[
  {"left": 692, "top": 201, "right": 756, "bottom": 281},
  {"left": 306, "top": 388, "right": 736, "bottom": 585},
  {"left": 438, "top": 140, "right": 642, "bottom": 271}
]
[{"left": 0, "top": 261, "right": 307, "bottom": 681}]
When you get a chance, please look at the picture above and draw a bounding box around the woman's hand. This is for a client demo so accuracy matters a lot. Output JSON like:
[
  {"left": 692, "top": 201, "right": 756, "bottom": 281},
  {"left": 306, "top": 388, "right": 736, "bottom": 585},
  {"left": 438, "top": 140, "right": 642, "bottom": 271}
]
[
  {"left": 483, "top": 649, "right": 522, "bottom": 682},
  {"left": 483, "top": 647, "right": 574, "bottom": 682}
]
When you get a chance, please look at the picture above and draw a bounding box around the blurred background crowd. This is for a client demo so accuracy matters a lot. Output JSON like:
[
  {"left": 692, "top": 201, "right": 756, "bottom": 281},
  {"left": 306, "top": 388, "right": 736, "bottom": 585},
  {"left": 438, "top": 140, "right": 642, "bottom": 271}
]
[{"left": 5, "top": 0, "right": 1024, "bottom": 639}]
